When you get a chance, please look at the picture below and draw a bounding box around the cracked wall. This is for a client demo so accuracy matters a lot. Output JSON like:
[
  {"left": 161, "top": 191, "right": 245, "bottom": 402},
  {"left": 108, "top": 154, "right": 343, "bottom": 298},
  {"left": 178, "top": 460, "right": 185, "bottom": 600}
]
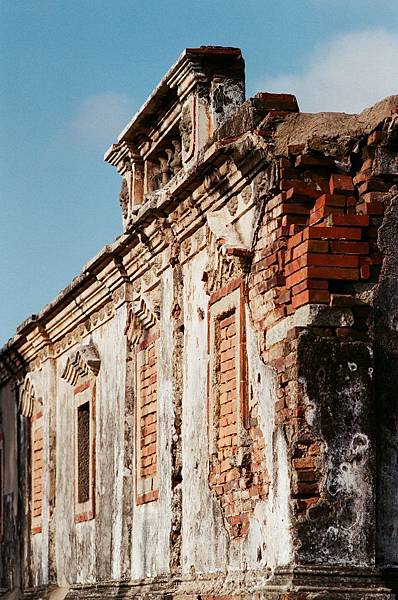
[{"left": 0, "top": 46, "right": 397, "bottom": 600}]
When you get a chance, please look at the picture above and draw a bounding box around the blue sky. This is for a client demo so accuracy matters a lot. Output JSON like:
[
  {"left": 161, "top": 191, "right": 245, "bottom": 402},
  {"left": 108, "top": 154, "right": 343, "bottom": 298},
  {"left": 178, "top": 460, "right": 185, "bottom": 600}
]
[{"left": 1, "top": 0, "right": 397, "bottom": 345}]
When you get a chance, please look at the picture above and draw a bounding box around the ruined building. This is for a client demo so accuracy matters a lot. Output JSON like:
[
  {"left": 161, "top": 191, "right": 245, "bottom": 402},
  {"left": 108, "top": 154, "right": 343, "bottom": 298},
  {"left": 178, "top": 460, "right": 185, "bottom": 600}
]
[{"left": 1, "top": 47, "right": 398, "bottom": 599}]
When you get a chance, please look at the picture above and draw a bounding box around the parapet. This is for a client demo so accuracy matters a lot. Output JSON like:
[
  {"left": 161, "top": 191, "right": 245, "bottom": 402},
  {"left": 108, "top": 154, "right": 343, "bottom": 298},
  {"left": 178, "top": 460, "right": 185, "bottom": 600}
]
[{"left": 104, "top": 46, "right": 245, "bottom": 227}]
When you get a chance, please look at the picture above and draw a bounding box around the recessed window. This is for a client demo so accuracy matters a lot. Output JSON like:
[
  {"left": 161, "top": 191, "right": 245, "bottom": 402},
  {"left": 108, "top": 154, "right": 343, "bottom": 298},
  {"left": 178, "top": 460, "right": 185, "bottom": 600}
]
[
  {"left": 135, "top": 333, "right": 160, "bottom": 505},
  {"left": 31, "top": 408, "right": 44, "bottom": 534},
  {"left": 77, "top": 402, "right": 90, "bottom": 504},
  {"left": 73, "top": 380, "right": 95, "bottom": 523}
]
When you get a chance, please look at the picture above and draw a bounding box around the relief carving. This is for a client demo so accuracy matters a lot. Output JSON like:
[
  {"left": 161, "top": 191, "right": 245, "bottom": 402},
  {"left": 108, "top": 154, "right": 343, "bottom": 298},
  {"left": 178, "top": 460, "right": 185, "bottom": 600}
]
[
  {"left": 241, "top": 186, "right": 252, "bottom": 205},
  {"left": 119, "top": 178, "right": 129, "bottom": 219},
  {"left": 170, "top": 139, "right": 182, "bottom": 174},
  {"left": 125, "top": 297, "right": 159, "bottom": 347},
  {"left": 227, "top": 196, "right": 239, "bottom": 216},
  {"left": 180, "top": 102, "right": 193, "bottom": 155},
  {"left": 61, "top": 345, "right": 101, "bottom": 386},
  {"left": 19, "top": 376, "right": 37, "bottom": 418},
  {"left": 204, "top": 166, "right": 221, "bottom": 192}
]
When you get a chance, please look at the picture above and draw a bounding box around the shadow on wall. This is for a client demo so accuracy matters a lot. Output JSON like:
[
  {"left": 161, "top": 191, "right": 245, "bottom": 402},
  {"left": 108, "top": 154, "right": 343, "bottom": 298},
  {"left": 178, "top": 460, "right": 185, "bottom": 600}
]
[{"left": 374, "top": 190, "right": 398, "bottom": 576}]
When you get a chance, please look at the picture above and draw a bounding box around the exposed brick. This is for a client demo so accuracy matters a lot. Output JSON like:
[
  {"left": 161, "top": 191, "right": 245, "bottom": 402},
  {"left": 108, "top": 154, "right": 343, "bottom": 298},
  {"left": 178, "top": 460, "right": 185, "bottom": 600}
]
[
  {"left": 303, "top": 226, "right": 362, "bottom": 241},
  {"left": 138, "top": 340, "right": 158, "bottom": 502},
  {"left": 292, "top": 290, "right": 330, "bottom": 308},
  {"left": 286, "top": 185, "right": 320, "bottom": 200},
  {"left": 327, "top": 214, "right": 369, "bottom": 227},
  {"left": 292, "top": 240, "right": 329, "bottom": 260},
  {"left": 330, "top": 241, "right": 369, "bottom": 255},
  {"left": 329, "top": 174, "right": 354, "bottom": 195},
  {"left": 295, "top": 154, "right": 334, "bottom": 168},
  {"left": 314, "top": 193, "right": 347, "bottom": 210}
]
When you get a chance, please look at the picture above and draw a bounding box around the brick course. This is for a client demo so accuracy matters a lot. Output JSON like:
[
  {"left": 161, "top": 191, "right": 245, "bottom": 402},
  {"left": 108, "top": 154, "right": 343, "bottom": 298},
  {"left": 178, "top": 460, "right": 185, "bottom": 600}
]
[
  {"left": 136, "top": 337, "right": 159, "bottom": 504},
  {"left": 247, "top": 140, "right": 393, "bottom": 523},
  {"left": 31, "top": 411, "right": 43, "bottom": 531},
  {"left": 208, "top": 301, "right": 269, "bottom": 539}
]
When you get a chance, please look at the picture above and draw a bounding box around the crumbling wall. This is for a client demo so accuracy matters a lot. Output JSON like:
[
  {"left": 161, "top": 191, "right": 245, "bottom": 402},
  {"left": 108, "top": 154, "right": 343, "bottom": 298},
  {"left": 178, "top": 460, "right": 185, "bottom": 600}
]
[
  {"left": 0, "top": 47, "right": 397, "bottom": 598},
  {"left": 54, "top": 309, "right": 129, "bottom": 585},
  {"left": 131, "top": 269, "right": 174, "bottom": 579},
  {"left": 0, "top": 381, "right": 20, "bottom": 593},
  {"left": 374, "top": 191, "right": 398, "bottom": 568},
  {"left": 181, "top": 249, "right": 229, "bottom": 574}
]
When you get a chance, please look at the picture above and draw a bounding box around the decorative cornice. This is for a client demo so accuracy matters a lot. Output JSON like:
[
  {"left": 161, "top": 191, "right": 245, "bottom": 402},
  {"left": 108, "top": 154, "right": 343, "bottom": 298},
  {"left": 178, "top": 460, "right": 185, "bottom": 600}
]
[
  {"left": 0, "top": 345, "right": 26, "bottom": 386},
  {"left": 61, "top": 344, "right": 101, "bottom": 386},
  {"left": 1, "top": 140, "right": 260, "bottom": 375}
]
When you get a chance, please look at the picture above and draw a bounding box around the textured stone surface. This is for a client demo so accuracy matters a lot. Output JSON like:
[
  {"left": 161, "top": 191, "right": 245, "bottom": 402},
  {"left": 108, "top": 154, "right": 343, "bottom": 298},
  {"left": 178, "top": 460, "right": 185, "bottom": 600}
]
[{"left": 0, "top": 47, "right": 397, "bottom": 599}]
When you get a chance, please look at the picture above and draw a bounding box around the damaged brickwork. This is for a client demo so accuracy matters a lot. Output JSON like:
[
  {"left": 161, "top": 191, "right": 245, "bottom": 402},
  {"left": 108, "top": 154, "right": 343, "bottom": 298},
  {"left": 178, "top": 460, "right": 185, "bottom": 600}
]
[{"left": 0, "top": 47, "right": 397, "bottom": 599}]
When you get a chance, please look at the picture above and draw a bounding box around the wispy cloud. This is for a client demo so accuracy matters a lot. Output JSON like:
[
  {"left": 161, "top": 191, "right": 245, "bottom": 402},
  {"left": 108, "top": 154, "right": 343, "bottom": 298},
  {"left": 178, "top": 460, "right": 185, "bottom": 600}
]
[
  {"left": 257, "top": 29, "right": 398, "bottom": 113},
  {"left": 71, "top": 92, "right": 134, "bottom": 147}
]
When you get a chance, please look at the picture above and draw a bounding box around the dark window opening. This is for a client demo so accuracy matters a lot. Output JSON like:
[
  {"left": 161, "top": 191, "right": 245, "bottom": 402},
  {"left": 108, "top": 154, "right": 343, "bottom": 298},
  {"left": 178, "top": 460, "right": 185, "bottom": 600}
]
[
  {"left": 0, "top": 448, "right": 2, "bottom": 532},
  {"left": 77, "top": 402, "right": 90, "bottom": 504}
]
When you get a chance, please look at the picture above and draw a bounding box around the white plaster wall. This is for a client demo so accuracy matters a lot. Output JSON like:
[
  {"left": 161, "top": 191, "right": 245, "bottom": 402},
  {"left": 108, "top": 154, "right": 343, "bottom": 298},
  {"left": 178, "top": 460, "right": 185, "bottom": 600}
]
[
  {"left": 181, "top": 251, "right": 292, "bottom": 574},
  {"left": 130, "top": 268, "right": 173, "bottom": 578},
  {"left": 24, "top": 359, "right": 56, "bottom": 586},
  {"left": 0, "top": 381, "right": 20, "bottom": 589},
  {"left": 244, "top": 316, "right": 292, "bottom": 569},
  {"left": 55, "top": 308, "right": 127, "bottom": 586},
  {"left": 56, "top": 356, "right": 94, "bottom": 586},
  {"left": 0, "top": 382, "right": 18, "bottom": 522},
  {"left": 181, "top": 250, "right": 229, "bottom": 574}
]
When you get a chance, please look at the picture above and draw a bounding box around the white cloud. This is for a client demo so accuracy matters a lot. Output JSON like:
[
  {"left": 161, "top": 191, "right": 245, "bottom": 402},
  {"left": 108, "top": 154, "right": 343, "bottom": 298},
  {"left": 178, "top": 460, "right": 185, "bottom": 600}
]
[
  {"left": 257, "top": 29, "right": 398, "bottom": 113},
  {"left": 71, "top": 92, "right": 134, "bottom": 146}
]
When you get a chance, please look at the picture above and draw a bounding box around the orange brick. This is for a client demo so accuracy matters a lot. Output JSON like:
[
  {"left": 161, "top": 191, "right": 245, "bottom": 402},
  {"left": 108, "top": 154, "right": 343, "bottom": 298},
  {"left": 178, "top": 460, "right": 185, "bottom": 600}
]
[
  {"left": 327, "top": 214, "right": 369, "bottom": 227},
  {"left": 309, "top": 206, "right": 342, "bottom": 226},
  {"left": 220, "top": 401, "right": 234, "bottom": 416},
  {"left": 291, "top": 279, "right": 328, "bottom": 296},
  {"left": 220, "top": 359, "right": 235, "bottom": 373},
  {"left": 330, "top": 241, "right": 369, "bottom": 255},
  {"left": 285, "top": 253, "right": 358, "bottom": 276},
  {"left": 286, "top": 266, "right": 359, "bottom": 288},
  {"left": 292, "top": 290, "right": 330, "bottom": 308},
  {"left": 293, "top": 457, "right": 316, "bottom": 469},
  {"left": 329, "top": 174, "right": 354, "bottom": 195},
  {"left": 314, "top": 193, "right": 347, "bottom": 210},
  {"left": 291, "top": 239, "right": 329, "bottom": 260},
  {"left": 219, "top": 314, "right": 235, "bottom": 329},
  {"left": 287, "top": 230, "right": 303, "bottom": 249},
  {"left": 303, "top": 226, "right": 361, "bottom": 241},
  {"left": 286, "top": 185, "right": 320, "bottom": 200},
  {"left": 226, "top": 323, "right": 236, "bottom": 338},
  {"left": 356, "top": 201, "right": 384, "bottom": 215}
]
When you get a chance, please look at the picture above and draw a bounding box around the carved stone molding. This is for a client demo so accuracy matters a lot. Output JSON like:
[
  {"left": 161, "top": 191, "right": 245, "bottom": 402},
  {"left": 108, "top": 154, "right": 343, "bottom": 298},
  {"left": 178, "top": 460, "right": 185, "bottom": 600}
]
[
  {"left": 19, "top": 375, "right": 37, "bottom": 418},
  {"left": 61, "top": 345, "right": 101, "bottom": 386},
  {"left": 125, "top": 297, "right": 159, "bottom": 347},
  {"left": 227, "top": 195, "right": 239, "bottom": 216},
  {"left": 203, "top": 225, "right": 252, "bottom": 296},
  {"left": 119, "top": 178, "right": 130, "bottom": 220},
  {"left": 180, "top": 98, "right": 194, "bottom": 158}
]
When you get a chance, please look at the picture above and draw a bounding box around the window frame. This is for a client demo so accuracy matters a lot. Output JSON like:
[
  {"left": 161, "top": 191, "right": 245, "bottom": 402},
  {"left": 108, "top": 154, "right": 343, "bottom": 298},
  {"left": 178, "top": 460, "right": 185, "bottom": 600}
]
[{"left": 74, "top": 378, "right": 96, "bottom": 523}]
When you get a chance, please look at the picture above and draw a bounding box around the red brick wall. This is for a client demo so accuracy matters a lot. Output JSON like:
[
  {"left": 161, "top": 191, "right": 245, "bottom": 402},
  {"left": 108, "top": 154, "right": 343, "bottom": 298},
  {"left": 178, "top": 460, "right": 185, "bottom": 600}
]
[
  {"left": 136, "top": 334, "right": 159, "bottom": 505},
  {"left": 140, "top": 341, "right": 157, "bottom": 480},
  {"left": 217, "top": 312, "right": 238, "bottom": 459},
  {"left": 31, "top": 409, "right": 43, "bottom": 534},
  {"left": 248, "top": 128, "right": 391, "bottom": 521},
  {"left": 208, "top": 282, "right": 269, "bottom": 539}
]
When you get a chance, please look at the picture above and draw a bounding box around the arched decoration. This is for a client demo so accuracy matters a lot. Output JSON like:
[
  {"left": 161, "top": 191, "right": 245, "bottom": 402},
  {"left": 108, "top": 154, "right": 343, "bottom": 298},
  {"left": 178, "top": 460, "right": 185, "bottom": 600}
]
[
  {"left": 61, "top": 344, "right": 101, "bottom": 386},
  {"left": 19, "top": 376, "right": 37, "bottom": 418},
  {"left": 125, "top": 297, "right": 159, "bottom": 346}
]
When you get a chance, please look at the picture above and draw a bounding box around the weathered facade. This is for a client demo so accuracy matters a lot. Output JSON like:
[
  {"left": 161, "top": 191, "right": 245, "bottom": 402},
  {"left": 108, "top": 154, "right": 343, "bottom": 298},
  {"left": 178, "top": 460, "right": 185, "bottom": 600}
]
[{"left": 0, "top": 47, "right": 397, "bottom": 599}]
